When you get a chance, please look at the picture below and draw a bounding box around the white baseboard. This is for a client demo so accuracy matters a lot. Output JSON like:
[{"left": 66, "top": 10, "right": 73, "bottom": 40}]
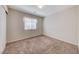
[
  {"left": 7, "top": 34, "right": 43, "bottom": 44},
  {"left": 43, "top": 33, "right": 77, "bottom": 46}
]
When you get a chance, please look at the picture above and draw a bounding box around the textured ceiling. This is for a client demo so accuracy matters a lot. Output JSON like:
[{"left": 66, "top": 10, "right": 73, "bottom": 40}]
[{"left": 8, "top": 5, "right": 75, "bottom": 17}]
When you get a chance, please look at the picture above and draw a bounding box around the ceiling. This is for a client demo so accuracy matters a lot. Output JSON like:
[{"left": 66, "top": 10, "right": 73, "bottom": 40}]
[{"left": 8, "top": 5, "right": 75, "bottom": 17}]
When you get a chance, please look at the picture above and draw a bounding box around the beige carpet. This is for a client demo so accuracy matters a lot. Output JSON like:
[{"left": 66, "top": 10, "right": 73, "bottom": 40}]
[{"left": 4, "top": 35, "right": 78, "bottom": 54}]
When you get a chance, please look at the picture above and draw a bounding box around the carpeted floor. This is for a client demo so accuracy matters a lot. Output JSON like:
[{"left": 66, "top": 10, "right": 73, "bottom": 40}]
[{"left": 4, "top": 35, "right": 78, "bottom": 54}]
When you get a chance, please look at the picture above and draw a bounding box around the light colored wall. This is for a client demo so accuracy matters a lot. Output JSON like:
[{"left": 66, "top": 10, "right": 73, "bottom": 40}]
[
  {"left": 7, "top": 8, "right": 43, "bottom": 43},
  {"left": 77, "top": 6, "right": 79, "bottom": 48},
  {"left": 0, "top": 6, "right": 7, "bottom": 53},
  {"left": 44, "top": 6, "right": 77, "bottom": 45}
]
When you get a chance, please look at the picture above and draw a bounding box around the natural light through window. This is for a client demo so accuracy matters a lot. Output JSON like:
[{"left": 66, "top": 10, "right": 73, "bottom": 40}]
[{"left": 23, "top": 17, "right": 37, "bottom": 30}]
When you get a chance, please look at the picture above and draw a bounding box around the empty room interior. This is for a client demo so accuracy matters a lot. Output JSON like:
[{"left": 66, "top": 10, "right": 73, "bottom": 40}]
[{"left": 0, "top": 5, "right": 79, "bottom": 54}]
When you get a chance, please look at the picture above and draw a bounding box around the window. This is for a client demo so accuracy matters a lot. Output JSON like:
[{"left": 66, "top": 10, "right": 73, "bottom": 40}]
[{"left": 23, "top": 17, "right": 37, "bottom": 30}]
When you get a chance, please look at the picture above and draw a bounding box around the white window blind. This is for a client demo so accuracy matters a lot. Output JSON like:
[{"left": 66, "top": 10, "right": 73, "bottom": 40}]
[{"left": 23, "top": 17, "right": 37, "bottom": 30}]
